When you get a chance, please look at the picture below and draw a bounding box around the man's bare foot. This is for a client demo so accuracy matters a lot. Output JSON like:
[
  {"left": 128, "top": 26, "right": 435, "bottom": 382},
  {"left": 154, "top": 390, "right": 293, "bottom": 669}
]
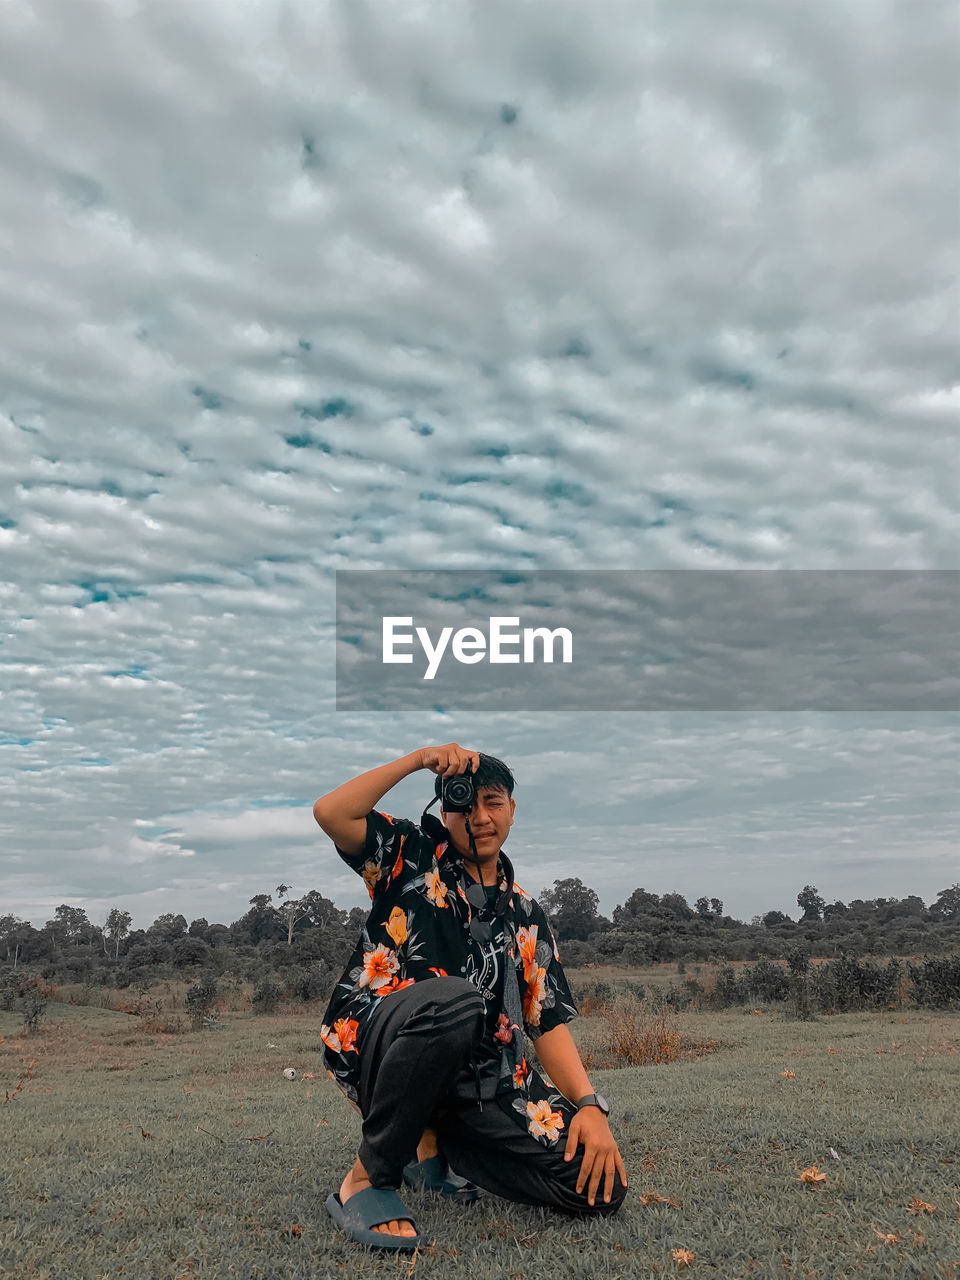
[
  {"left": 339, "top": 1157, "right": 417, "bottom": 1238},
  {"left": 416, "top": 1129, "right": 439, "bottom": 1163}
]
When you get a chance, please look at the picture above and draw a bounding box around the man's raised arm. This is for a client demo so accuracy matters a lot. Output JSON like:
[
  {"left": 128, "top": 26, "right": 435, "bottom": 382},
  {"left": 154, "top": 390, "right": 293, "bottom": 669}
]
[{"left": 312, "top": 743, "right": 480, "bottom": 855}]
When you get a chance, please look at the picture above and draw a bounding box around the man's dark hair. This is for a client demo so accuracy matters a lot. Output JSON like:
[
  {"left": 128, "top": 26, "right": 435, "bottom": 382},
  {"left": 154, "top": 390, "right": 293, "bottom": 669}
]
[{"left": 474, "top": 753, "right": 515, "bottom": 797}]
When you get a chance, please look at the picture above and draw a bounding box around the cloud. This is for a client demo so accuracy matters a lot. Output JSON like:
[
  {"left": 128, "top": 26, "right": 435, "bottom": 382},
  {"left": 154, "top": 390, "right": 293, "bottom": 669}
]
[{"left": 0, "top": 0, "right": 956, "bottom": 929}]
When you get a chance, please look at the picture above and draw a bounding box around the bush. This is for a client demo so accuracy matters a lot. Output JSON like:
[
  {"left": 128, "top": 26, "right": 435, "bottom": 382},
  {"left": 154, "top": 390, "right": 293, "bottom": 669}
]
[
  {"left": 290, "top": 966, "right": 331, "bottom": 1002},
  {"left": 812, "top": 954, "right": 902, "bottom": 1012},
  {"left": 22, "top": 992, "right": 46, "bottom": 1031},
  {"left": 252, "top": 978, "right": 282, "bottom": 1013},
  {"left": 557, "top": 940, "right": 597, "bottom": 968},
  {"left": 908, "top": 954, "right": 960, "bottom": 1008},
  {"left": 582, "top": 994, "right": 682, "bottom": 1068},
  {"left": 711, "top": 966, "right": 746, "bottom": 1009},
  {"left": 741, "top": 957, "right": 791, "bottom": 1004},
  {"left": 0, "top": 970, "right": 24, "bottom": 1011},
  {"left": 185, "top": 975, "right": 218, "bottom": 1029}
]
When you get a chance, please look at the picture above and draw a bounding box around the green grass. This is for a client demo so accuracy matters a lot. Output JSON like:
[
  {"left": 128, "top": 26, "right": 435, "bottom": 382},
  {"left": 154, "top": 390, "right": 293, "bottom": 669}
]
[{"left": 1, "top": 998, "right": 958, "bottom": 1279}]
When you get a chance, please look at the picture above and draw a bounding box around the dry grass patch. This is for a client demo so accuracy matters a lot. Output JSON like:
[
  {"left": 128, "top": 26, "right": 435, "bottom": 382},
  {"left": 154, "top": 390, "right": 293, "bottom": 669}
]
[{"left": 577, "top": 996, "right": 718, "bottom": 1070}]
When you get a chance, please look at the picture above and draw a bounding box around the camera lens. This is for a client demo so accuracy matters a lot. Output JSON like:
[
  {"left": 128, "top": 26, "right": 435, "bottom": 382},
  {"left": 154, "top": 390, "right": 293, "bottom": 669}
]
[{"left": 442, "top": 774, "right": 475, "bottom": 812}]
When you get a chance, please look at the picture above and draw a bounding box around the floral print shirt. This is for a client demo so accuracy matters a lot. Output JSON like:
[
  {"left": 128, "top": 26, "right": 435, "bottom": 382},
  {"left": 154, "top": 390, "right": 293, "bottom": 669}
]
[{"left": 320, "top": 809, "right": 579, "bottom": 1147}]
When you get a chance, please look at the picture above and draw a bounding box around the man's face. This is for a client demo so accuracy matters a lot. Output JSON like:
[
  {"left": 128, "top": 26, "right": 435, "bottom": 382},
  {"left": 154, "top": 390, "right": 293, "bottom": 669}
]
[{"left": 442, "top": 784, "right": 516, "bottom": 862}]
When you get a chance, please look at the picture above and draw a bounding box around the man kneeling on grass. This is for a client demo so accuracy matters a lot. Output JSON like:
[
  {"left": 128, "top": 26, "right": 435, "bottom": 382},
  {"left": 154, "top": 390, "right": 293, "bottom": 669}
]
[{"left": 313, "top": 743, "right": 628, "bottom": 1251}]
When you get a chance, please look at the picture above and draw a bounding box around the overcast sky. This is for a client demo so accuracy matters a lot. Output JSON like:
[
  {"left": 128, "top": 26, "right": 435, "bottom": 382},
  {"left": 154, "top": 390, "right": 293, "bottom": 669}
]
[{"left": 1, "top": 0, "right": 957, "bottom": 933}]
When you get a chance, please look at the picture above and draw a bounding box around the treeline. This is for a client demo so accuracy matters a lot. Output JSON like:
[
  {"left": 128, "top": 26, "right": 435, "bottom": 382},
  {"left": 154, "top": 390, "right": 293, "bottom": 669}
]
[
  {"left": 1, "top": 881, "right": 958, "bottom": 991},
  {"left": 537, "top": 879, "right": 960, "bottom": 967},
  {"left": 0, "top": 888, "right": 366, "bottom": 991}
]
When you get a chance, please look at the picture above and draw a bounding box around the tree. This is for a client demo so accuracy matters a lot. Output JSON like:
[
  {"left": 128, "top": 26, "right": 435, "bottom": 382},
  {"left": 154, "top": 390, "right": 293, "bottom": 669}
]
[
  {"left": 762, "top": 910, "right": 789, "bottom": 927},
  {"left": 0, "top": 915, "right": 30, "bottom": 970},
  {"left": 660, "top": 892, "right": 694, "bottom": 920},
  {"left": 612, "top": 888, "right": 660, "bottom": 925},
  {"left": 695, "top": 896, "right": 711, "bottom": 918},
  {"left": 172, "top": 936, "right": 210, "bottom": 967},
  {"left": 797, "top": 885, "right": 825, "bottom": 922},
  {"left": 48, "top": 904, "right": 92, "bottom": 946},
  {"left": 931, "top": 884, "right": 960, "bottom": 919},
  {"left": 710, "top": 898, "right": 724, "bottom": 918},
  {"left": 103, "top": 908, "right": 132, "bottom": 959},
  {"left": 275, "top": 885, "right": 314, "bottom": 945},
  {"left": 538, "top": 877, "right": 601, "bottom": 942},
  {"left": 232, "top": 895, "right": 282, "bottom": 946},
  {"left": 146, "top": 913, "right": 187, "bottom": 941}
]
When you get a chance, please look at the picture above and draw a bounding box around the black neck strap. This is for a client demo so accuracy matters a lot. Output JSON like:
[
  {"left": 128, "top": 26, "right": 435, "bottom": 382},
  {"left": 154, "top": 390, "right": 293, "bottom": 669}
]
[{"left": 420, "top": 801, "right": 514, "bottom": 919}]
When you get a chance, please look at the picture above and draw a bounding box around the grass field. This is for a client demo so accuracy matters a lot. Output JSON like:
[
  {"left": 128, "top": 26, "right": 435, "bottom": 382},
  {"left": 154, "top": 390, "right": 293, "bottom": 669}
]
[{"left": 1, "top": 987, "right": 957, "bottom": 1280}]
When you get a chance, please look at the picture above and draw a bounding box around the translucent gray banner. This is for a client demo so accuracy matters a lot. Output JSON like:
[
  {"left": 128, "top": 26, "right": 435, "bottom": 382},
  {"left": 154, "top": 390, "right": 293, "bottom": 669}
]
[{"left": 335, "top": 570, "right": 959, "bottom": 711}]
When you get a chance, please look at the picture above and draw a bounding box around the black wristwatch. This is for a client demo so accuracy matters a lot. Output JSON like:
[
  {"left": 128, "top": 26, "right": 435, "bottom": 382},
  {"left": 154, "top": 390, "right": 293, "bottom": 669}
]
[{"left": 576, "top": 1092, "right": 610, "bottom": 1115}]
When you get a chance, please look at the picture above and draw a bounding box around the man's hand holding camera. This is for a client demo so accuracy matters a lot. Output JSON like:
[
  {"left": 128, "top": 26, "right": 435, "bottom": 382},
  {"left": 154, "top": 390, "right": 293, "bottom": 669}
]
[{"left": 419, "top": 742, "right": 480, "bottom": 779}]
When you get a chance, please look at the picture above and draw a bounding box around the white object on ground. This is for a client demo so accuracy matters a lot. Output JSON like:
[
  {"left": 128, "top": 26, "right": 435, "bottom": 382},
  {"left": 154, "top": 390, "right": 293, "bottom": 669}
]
[{"left": 283, "top": 1067, "right": 297, "bottom": 1080}]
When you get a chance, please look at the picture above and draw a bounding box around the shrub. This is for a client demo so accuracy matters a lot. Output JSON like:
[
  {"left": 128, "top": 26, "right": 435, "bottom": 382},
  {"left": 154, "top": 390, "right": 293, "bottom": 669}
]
[
  {"left": 587, "top": 995, "right": 682, "bottom": 1067},
  {"left": 21, "top": 989, "right": 46, "bottom": 1031},
  {"left": 557, "top": 940, "right": 597, "bottom": 968},
  {"left": 185, "top": 975, "right": 218, "bottom": 1029},
  {"left": 812, "top": 954, "right": 903, "bottom": 1012},
  {"left": 252, "top": 978, "right": 282, "bottom": 1013},
  {"left": 0, "top": 971, "right": 24, "bottom": 1011},
  {"left": 786, "top": 947, "right": 812, "bottom": 1019},
  {"left": 908, "top": 954, "right": 960, "bottom": 1008},
  {"left": 662, "top": 984, "right": 693, "bottom": 1012},
  {"left": 711, "top": 966, "right": 746, "bottom": 1008},
  {"left": 741, "top": 958, "right": 791, "bottom": 1004},
  {"left": 290, "top": 966, "right": 331, "bottom": 1002}
]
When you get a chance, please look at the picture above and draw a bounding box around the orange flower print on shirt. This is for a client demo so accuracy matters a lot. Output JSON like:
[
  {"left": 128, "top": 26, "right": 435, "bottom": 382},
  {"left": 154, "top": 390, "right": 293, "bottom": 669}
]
[
  {"left": 361, "top": 861, "right": 381, "bottom": 899},
  {"left": 513, "top": 1056, "right": 530, "bottom": 1088},
  {"left": 385, "top": 906, "right": 407, "bottom": 947},
  {"left": 516, "top": 925, "right": 538, "bottom": 980},
  {"left": 526, "top": 1099, "right": 564, "bottom": 1142},
  {"left": 387, "top": 834, "right": 406, "bottom": 885},
  {"left": 336, "top": 1018, "right": 359, "bottom": 1052},
  {"left": 374, "top": 976, "right": 416, "bottom": 999},
  {"left": 359, "top": 943, "right": 400, "bottom": 990},
  {"left": 523, "top": 964, "right": 547, "bottom": 1027},
  {"left": 320, "top": 1018, "right": 359, "bottom": 1053},
  {"left": 424, "top": 868, "right": 448, "bottom": 908}
]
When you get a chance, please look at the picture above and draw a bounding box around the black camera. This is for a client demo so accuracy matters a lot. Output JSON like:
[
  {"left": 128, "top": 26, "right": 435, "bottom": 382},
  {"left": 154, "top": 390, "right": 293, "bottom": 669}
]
[{"left": 436, "top": 763, "right": 476, "bottom": 813}]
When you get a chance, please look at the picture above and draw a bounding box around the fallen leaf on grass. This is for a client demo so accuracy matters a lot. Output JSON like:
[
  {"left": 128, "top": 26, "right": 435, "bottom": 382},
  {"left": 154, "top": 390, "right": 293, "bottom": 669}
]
[
  {"left": 781, "top": 1070, "right": 795, "bottom": 1078},
  {"left": 316, "top": 1118, "right": 329, "bottom": 1127},
  {"left": 244, "top": 1130, "right": 275, "bottom": 1142},
  {"left": 672, "top": 1248, "right": 695, "bottom": 1265},
  {"left": 638, "top": 1191, "right": 680, "bottom": 1208},
  {"left": 829, "top": 1148, "right": 840, "bottom": 1161},
  {"left": 281, "top": 1223, "right": 303, "bottom": 1237},
  {"left": 140, "top": 1127, "right": 153, "bottom": 1140},
  {"left": 302, "top": 1072, "right": 314, "bottom": 1079},
  {"left": 799, "top": 1166, "right": 826, "bottom": 1184},
  {"left": 872, "top": 1228, "right": 901, "bottom": 1244},
  {"left": 906, "top": 1196, "right": 935, "bottom": 1214}
]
